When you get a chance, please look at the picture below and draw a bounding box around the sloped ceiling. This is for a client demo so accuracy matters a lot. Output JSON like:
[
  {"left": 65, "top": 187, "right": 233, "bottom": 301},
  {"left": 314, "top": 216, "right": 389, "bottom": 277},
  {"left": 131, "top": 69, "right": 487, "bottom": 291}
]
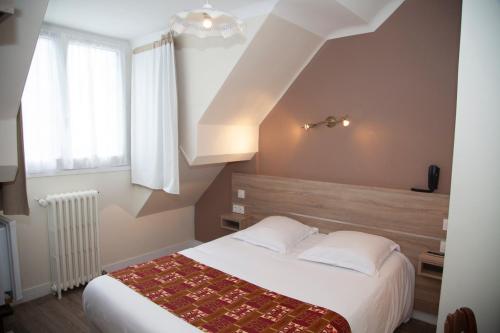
[
  {"left": 188, "top": 14, "right": 324, "bottom": 165},
  {"left": 40, "top": 0, "right": 405, "bottom": 216},
  {"left": 137, "top": 153, "right": 224, "bottom": 216},
  {"left": 180, "top": 0, "right": 405, "bottom": 165},
  {"left": 273, "top": 0, "right": 405, "bottom": 39},
  {"left": 139, "top": 0, "right": 405, "bottom": 213},
  {"left": 0, "top": 0, "right": 49, "bottom": 182},
  {"left": 44, "top": 0, "right": 405, "bottom": 168}
]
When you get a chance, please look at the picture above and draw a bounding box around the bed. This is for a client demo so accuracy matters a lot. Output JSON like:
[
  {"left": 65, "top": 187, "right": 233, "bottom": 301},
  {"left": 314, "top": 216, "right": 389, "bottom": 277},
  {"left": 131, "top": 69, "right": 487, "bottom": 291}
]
[
  {"left": 84, "top": 172, "right": 448, "bottom": 332},
  {"left": 83, "top": 233, "right": 414, "bottom": 333}
]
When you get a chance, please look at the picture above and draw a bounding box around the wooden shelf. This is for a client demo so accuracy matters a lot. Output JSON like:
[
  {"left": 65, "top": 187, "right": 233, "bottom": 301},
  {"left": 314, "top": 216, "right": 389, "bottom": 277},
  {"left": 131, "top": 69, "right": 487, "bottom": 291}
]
[
  {"left": 220, "top": 213, "right": 248, "bottom": 232},
  {"left": 418, "top": 252, "right": 444, "bottom": 280}
]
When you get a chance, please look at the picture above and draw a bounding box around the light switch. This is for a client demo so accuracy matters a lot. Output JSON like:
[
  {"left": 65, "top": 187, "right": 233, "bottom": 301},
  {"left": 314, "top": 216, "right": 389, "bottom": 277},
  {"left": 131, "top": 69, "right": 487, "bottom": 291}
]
[{"left": 237, "top": 189, "right": 245, "bottom": 199}]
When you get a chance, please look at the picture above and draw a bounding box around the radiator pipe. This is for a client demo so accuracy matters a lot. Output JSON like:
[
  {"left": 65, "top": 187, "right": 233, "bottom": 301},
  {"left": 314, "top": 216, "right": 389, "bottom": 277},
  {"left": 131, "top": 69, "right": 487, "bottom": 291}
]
[{"left": 37, "top": 198, "right": 49, "bottom": 207}]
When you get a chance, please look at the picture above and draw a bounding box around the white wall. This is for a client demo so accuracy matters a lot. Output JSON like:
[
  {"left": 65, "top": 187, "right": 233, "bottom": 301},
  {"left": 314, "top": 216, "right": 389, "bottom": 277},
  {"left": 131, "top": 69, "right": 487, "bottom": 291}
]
[
  {"left": 174, "top": 15, "right": 267, "bottom": 164},
  {"left": 0, "top": 0, "right": 48, "bottom": 120},
  {"left": 195, "top": 14, "right": 324, "bottom": 165},
  {"left": 137, "top": 153, "right": 224, "bottom": 215},
  {"left": 5, "top": 171, "right": 195, "bottom": 300},
  {"left": 129, "top": 16, "right": 267, "bottom": 166},
  {"left": 437, "top": 1, "right": 500, "bottom": 332}
]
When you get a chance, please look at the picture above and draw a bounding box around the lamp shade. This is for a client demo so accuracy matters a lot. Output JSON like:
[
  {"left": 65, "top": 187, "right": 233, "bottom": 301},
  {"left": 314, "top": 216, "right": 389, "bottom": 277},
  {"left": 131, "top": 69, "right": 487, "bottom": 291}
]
[{"left": 170, "top": 2, "right": 245, "bottom": 39}]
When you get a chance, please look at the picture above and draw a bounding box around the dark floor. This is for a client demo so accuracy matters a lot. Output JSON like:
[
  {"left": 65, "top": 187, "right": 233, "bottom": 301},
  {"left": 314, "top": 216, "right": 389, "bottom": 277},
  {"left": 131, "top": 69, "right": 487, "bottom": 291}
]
[
  {"left": 2, "top": 288, "right": 436, "bottom": 333},
  {"left": 396, "top": 319, "right": 436, "bottom": 333},
  {"left": 3, "top": 289, "right": 88, "bottom": 333}
]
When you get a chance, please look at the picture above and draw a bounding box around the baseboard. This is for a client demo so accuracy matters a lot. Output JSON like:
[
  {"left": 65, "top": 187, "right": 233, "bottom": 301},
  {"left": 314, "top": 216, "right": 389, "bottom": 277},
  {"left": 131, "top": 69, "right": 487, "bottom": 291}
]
[
  {"left": 18, "top": 239, "right": 202, "bottom": 304},
  {"left": 412, "top": 310, "right": 438, "bottom": 325},
  {"left": 17, "top": 282, "right": 52, "bottom": 304},
  {"left": 102, "top": 239, "right": 202, "bottom": 273}
]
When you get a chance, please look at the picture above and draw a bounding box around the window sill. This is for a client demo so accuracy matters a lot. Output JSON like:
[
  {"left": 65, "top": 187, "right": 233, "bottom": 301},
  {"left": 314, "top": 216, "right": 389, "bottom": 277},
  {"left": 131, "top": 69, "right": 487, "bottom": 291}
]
[{"left": 27, "top": 165, "right": 131, "bottom": 179}]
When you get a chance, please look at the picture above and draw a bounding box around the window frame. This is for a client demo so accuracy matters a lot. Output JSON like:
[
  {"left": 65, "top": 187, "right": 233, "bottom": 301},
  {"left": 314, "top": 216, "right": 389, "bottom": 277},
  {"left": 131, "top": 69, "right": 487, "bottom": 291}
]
[{"left": 24, "top": 24, "right": 132, "bottom": 178}]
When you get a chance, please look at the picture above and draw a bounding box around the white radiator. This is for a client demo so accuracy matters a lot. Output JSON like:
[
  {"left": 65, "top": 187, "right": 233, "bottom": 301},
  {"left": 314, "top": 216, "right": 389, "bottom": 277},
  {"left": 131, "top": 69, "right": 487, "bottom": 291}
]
[{"left": 39, "top": 190, "right": 101, "bottom": 299}]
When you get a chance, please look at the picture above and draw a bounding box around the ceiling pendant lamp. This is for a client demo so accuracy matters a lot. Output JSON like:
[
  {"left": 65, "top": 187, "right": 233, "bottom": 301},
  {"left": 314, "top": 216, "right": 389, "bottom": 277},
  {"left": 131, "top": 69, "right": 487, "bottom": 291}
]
[{"left": 170, "top": 1, "right": 245, "bottom": 39}]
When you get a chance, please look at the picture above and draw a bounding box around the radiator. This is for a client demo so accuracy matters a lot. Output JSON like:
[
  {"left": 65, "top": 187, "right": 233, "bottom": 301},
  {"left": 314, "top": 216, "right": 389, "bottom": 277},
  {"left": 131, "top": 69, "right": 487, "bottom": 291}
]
[{"left": 39, "top": 190, "right": 101, "bottom": 299}]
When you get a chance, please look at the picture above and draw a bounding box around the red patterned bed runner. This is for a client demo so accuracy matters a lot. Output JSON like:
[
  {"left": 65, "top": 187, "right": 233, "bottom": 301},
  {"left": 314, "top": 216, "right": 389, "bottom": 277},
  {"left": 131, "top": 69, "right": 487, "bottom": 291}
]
[{"left": 109, "top": 253, "right": 351, "bottom": 333}]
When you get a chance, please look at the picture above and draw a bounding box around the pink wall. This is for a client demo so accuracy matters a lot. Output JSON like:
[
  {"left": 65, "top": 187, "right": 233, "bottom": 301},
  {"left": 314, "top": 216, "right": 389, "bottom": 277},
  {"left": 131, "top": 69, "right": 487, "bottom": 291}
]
[{"left": 195, "top": 0, "right": 462, "bottom": 242}]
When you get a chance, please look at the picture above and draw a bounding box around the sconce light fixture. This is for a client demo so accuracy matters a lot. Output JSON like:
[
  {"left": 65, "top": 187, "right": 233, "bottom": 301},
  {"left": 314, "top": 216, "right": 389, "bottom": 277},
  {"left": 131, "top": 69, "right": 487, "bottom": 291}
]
[{"left": 303, "top": 115, "right": 350, "bottom": 130}]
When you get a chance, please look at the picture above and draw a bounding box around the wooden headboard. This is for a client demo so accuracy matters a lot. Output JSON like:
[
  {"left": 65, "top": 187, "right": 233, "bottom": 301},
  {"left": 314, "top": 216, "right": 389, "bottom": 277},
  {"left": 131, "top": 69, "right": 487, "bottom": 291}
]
[{"left": 232, "top": 173, "right": 449, "bottom": 314}]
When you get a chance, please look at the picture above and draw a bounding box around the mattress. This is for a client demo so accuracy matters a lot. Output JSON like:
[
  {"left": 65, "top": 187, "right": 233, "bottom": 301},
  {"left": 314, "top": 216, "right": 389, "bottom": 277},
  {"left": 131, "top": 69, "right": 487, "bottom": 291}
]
[{"left": 83, "top": 234, "right": 414, "bottom": 333}]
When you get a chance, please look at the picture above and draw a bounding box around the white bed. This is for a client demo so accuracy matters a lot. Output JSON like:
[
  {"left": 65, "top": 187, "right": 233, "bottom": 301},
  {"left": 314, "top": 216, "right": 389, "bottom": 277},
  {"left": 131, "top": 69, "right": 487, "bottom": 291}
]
[{"left": 83, "top": 233, "right": 414, "bottom": 333}]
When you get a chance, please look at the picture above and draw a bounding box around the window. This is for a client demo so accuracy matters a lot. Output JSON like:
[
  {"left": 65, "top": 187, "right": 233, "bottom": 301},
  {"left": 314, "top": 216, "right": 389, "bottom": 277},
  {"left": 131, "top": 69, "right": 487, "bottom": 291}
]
[{"left": 22, "top": 26, "right": 129, "bottom": 175}]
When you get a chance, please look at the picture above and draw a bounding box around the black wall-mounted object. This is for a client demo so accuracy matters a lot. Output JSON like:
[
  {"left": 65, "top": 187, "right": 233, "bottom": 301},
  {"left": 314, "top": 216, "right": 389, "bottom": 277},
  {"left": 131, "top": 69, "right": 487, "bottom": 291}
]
[{"left": 412, "top": 165, "right": 440, "bottom": 193}]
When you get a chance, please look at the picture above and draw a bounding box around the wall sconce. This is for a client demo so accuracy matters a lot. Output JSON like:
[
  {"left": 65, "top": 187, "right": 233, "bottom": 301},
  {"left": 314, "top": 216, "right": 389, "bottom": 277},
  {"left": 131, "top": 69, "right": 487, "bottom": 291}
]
[{"left": 303, "top": 115, "right": 350, "bottom": 130}]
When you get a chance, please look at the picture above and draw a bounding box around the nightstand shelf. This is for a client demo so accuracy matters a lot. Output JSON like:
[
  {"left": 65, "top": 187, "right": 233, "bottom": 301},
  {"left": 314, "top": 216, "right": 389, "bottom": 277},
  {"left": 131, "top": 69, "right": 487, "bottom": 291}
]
[
  {"left": 220, "top": 213, "right": 248, "bottom": 232},
  {"left": 418, "top": 252, "right": 444, "bottom": 280}
]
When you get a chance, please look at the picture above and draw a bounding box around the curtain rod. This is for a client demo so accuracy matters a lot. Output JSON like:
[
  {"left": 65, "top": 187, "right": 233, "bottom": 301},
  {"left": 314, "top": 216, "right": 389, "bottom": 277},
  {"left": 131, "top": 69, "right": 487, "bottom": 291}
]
[{"left": 132, "top": 32, "right": 174, "bottom": 55}]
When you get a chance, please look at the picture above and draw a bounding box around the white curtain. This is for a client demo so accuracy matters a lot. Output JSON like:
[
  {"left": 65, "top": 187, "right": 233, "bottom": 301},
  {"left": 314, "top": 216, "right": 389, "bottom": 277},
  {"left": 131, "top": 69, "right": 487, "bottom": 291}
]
[
  {"left": 22, "top": 26, "right": 129, "bottom": 174},
  {"left": 131, "top": 37, "right": 179, "bottom": 194}
]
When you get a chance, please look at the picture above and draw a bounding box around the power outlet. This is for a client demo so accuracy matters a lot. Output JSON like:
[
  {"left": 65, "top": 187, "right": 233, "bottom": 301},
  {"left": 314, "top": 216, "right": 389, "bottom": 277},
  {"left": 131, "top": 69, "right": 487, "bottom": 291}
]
[
  {"left": 232, "top": 204, "right": 245, "bottom": 215},
  {"left": 440, "top": 240, "right": 446, "bottom": 253},
  {"left": 237, "top": 189, "right": 245, "bottom": 199},
  {"left": 443, "top": 218, "right": 448, "bottom": 231}
]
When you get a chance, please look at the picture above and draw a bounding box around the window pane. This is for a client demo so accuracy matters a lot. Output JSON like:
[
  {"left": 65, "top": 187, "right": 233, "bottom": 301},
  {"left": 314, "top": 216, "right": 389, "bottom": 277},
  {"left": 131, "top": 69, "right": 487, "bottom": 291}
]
[
  {"left": 22, "top": 37, "right": 65, "bottom": 173},
  {"left": 67, "top": 43, "right": 126, "bottom": 165}
]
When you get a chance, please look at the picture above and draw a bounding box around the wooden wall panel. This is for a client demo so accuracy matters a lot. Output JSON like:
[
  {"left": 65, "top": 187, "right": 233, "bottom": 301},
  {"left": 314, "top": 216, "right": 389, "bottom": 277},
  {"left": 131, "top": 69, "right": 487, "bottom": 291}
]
[
  {"left": 232, "top": 173, "right": 449, "bottom": 314},
  {"left": 233, "top": 173, "right": 448, "bottom": 239}
]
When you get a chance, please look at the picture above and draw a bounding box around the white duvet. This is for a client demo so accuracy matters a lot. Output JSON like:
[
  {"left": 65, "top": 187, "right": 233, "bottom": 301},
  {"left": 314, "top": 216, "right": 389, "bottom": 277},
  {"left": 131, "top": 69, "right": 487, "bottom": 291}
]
[{"left": 83, "top": 234, "right": 414, "bottom": 333}]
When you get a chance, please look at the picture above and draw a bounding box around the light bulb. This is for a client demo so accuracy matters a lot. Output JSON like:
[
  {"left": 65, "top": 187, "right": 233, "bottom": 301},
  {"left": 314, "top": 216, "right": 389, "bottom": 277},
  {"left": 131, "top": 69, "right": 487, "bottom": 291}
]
[
  {"left": 202, "top": 15, "right": 213, "bottom": 29},
  {"left": 342, "top": 119, "right": 350, "bottom": 127},
  {"left": 303, "top": 124, "right": 310, "bottom": 130}
]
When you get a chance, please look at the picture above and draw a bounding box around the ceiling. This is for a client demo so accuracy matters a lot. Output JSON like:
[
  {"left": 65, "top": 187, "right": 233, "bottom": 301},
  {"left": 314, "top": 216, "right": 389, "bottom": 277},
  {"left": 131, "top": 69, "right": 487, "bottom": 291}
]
[
  {"left": 44, "top": 0, "right": 278, "bottom": 40},
  {"left": 273, "top": 0, "right": 399, "bottom": 38},
  {"left": 45, "top": 0, "right": 403, "bottom": 41}
]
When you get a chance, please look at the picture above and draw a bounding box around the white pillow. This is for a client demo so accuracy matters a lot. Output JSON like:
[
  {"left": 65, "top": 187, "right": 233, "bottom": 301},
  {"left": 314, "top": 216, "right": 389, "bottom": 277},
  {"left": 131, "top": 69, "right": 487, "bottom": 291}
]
[
  {"left": 232, "top": 216, "right": 318, "bottom": 253},
  {"left": 298, "top": 230, "right": 400, "bottom": 276}
]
